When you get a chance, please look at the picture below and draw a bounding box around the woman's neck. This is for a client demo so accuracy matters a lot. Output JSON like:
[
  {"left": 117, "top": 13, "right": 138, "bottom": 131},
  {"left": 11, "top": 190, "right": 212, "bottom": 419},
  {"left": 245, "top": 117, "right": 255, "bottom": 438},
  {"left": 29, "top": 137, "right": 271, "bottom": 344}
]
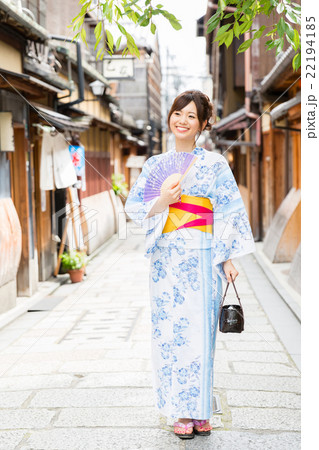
[{"left": 175, "top": 139, "right": 196, "bottom": 153}]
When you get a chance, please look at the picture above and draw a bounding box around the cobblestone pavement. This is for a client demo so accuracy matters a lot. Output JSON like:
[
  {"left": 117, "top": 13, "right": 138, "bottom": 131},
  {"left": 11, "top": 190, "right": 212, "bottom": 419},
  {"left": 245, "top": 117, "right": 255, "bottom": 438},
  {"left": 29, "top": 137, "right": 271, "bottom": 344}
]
[{"left": 0, "top": 225, "right": 301, "bottom": 449}]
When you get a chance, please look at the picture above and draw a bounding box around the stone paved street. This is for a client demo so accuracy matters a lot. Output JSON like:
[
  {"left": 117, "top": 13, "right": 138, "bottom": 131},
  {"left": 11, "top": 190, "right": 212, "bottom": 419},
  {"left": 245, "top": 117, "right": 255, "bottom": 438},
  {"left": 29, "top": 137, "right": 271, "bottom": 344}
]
[{"left": 0, "top": 225, "right": 301, "bottom": 449}]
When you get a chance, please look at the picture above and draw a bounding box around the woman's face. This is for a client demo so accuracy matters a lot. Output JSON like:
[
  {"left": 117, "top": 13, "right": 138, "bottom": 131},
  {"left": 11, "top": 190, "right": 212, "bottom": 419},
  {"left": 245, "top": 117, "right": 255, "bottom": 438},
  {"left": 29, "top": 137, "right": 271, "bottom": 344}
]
[{"left": 169, "top": 101, "right": 201, "bottom": 144}]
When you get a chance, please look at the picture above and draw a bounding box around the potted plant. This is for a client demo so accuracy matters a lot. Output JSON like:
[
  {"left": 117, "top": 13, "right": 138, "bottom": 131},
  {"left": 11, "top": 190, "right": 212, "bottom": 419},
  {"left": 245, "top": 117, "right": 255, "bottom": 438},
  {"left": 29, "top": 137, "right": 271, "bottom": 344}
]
[
  {"left": 111, "top": 173, "right": 128, "bottom": 204},
  {"left": 60, "top": 250, "right": 88, "bottom": 283}
]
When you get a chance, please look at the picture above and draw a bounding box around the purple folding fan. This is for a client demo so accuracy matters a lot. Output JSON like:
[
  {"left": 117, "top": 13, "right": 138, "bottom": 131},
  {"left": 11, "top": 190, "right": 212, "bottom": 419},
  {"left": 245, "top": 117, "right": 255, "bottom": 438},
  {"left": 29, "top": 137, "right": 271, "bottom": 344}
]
[{"left": 143, "top": 152, "right": 197, "bottom": 202}]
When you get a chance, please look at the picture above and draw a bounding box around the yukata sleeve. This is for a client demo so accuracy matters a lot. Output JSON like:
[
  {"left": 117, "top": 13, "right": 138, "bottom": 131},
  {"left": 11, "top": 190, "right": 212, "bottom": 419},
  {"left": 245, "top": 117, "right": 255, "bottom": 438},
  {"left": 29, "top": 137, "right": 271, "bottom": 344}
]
[
  {"left": 208, "top": 155, "right": 256, "bottom": 282},
  {"left": 124, "top": 157, "right": 169, "bottom": 258}
]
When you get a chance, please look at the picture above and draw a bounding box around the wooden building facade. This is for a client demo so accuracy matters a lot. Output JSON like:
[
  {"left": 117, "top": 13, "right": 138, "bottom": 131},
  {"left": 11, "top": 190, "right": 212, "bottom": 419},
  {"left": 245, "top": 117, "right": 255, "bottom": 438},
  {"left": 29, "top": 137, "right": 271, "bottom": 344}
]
[
  {"left": 0, "top": 0, "right": 147, "bottom": 312},
  {"left": 202, "top": 0, "right": 301, "bottom": 292}
]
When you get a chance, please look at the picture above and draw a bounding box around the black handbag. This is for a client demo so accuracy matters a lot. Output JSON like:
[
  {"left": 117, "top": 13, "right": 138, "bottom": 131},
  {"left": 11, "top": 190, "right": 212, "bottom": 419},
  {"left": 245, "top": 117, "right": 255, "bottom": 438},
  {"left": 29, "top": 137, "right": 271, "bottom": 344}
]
[{"left": 219, "top": 275, "right": 244, "bottom": 333}]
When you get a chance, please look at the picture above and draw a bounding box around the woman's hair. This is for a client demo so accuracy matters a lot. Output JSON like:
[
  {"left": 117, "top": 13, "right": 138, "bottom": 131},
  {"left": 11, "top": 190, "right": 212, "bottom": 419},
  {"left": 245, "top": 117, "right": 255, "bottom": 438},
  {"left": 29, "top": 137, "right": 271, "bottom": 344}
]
[{"left": 167, "top": 90, "right": 215, "bottom": 133}]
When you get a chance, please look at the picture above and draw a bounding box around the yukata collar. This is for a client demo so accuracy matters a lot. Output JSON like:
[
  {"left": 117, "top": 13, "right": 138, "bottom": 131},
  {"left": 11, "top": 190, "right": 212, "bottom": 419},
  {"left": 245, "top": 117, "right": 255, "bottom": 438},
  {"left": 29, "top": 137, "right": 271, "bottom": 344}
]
[{"left": 171, "top": 147, "right": 204, "bottom": 155}]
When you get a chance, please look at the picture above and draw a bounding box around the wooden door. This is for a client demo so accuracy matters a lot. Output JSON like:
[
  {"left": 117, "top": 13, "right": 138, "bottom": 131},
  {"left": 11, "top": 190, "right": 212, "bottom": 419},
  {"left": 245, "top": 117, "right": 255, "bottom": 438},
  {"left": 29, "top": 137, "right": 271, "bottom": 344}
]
[
  {"left": 33, "top": 131, "right": 54, "bottom": 281},
  {"left": 11, "top": 126, "right": 32, "bottom": 295}
]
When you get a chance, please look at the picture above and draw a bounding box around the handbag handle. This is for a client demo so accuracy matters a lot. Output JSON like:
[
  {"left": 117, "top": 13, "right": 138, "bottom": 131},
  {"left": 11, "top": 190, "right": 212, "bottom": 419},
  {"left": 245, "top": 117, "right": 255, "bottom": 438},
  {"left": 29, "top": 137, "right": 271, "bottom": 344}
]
[{"left": 219, "top": 274, "right": 243, "bottom": 309}]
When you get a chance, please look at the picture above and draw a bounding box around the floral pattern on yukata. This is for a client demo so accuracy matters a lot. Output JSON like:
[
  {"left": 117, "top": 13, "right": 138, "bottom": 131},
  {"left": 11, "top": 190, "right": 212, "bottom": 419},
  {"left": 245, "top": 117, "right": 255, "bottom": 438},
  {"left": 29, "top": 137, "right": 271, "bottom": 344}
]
[{"left": 124, "top": 147, "right": 256, "bottom": 419}]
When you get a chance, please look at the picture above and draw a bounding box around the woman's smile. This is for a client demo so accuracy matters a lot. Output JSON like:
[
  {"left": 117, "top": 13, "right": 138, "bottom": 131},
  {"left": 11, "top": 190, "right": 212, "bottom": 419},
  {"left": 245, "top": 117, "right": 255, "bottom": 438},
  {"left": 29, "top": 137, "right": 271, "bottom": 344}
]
[{"left": 175, "top": 126, "right": 190, "bottom": 132}]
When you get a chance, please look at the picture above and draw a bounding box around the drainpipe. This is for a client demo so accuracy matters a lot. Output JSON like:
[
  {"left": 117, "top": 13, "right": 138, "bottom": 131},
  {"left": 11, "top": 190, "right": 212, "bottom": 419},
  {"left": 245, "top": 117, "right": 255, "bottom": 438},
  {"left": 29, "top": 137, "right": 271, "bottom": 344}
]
[{"left": 49, "top": 35, "right": 85, "bottom": 110}]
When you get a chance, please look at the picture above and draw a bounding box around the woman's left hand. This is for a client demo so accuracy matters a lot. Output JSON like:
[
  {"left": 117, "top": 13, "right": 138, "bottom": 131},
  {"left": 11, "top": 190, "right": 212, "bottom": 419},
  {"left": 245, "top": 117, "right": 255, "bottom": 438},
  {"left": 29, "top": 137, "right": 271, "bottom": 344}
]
[{"left": 223, "top": 260, "right": 239, "bottom": 282}]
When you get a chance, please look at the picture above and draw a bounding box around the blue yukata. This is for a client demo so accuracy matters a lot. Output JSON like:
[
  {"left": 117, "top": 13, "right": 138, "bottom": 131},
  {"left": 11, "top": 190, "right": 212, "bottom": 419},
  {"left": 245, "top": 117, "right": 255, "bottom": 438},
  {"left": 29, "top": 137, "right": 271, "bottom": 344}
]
[{"left": 124, "top": 147, "right": 256, "bottom": 420}]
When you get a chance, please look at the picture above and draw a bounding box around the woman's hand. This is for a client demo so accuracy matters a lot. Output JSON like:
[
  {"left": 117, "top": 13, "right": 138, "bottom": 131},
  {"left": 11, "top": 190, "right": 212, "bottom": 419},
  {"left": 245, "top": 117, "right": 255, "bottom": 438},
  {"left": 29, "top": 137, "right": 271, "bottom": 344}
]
[
  {"left": 145, "top": 181, "right": 182, "bottom": 219},
  {"left": 223, "top": 259, "right": 239, "bottom": 283},
  {"left": 159, "top": 181, "right": 182, "bottom": 208}
]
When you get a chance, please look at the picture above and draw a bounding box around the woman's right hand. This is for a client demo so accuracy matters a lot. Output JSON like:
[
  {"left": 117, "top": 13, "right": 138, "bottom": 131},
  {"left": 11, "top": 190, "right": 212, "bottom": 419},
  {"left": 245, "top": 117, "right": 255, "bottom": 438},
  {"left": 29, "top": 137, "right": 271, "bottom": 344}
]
[
  {"left": 145, "top": 181, "right": 182, "bottom": 219},
  {"left": 160, "top": 181, "right": 182, "bottom": 208}
]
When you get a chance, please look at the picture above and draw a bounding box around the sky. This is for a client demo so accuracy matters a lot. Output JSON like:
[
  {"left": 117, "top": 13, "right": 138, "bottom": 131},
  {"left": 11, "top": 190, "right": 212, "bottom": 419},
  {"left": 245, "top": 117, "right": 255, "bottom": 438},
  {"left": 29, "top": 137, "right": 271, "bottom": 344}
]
[
  {"left": 152, "top": 0, "right": 210, "bottom": 134},
  {"left": 155, "top": 0, "right": 209, "bottom": 91}
]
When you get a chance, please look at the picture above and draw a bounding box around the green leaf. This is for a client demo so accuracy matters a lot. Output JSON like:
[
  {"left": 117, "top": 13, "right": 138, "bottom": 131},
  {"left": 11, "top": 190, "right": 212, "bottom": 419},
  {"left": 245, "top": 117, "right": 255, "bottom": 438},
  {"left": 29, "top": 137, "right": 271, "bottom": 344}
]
[
  {"left": 80, "top": 27, "right": 87, "bottom": 47},
  {"left": 277, "top": 17, "right": 285, "bottom": 37},
  {"left": 73, "top": 2, "right": 91, "bottom": 23},
  {"left": 115, "top": 6, "right": 122, "bottom": 18},
  {"left": 286, "top": 11, "right": 298, "bottom": 24},
  {"left": 237, "top": 38, "right": 253, "bottom": 53},
  {"left": 71, "top": 32, "right": 80, "bottom": 43},
  {"left": 151, "top": 22, "right": 156, "bottom": 34},
  {"left": 94, "top": 21, "right": 102, "bottom": 40},
  {"left": 292, "top": 52, "right": 301, "bottom": 71},
  {"left": 275, "top": 37, "right": 284, "bottom": 55},
  {"left": 283, "top": 20, "right": 295, "bottom": 41},
  {"left": 117, "top": 23, "right": 126, "bottom": 35},
  {"left": 216, "top": 23, "right": 232, "bottom": 39},
  {"left": 293, "top": 29, "right": 300, "bottom": 50},
  {"left": 115, "top": 36, "right": 122, "bottom": 50},
  {"left": 140, "top": 18, "right": 150, "bottom": 27},
  {"left": 127, "top": 39, "right": 140, "bottom": 58},
  {"left": 233, "top": 21, "right": 240, "bottom": 38},
  {"left": 94, "top": 35, "right": 101, "bottom": 51},
  {"left": 292, "top": 3, "right": 301, "bottom": 11},
  {"left": 206, "top": 13, "right": 221, "bottom": 34},
  {"left": 206, "top": 12, "right": 219, "bottom": 25},
  {"left": 253, "top": 25, "right": 266, "bottom": 40},
  {"left": 106, "top": 29, "right": 114, "bottom": 52},
  {"left": 156, "top": 4, "right": 163, "bottom": 7},
  {"left": 220, "top": 0, "right": 226, "bottom": 11},
  {"left": 73, "top": 16, "right": 84, "bottom": 32},
  {"left": 239, "top": 19, "right": 253, "bottom": 34},
  {"left": 224, "top": 29, "right": 234, "bottom": 48},
  {"left": 169, "top": 18, "right": 182, "bottom": 31},
  {"left": 96, "top": 47, "right": 103, "bottom": 60},
  {"left": 276, "top": 2, "right": 285, "bottom": 14}
]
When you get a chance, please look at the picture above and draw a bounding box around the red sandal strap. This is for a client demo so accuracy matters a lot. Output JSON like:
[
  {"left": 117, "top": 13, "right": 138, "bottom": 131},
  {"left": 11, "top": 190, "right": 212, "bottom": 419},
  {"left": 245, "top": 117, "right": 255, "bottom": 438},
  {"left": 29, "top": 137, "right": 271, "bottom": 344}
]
[
  {"left": 193, "top": 420, "right": 212, "bottom": 430},
  {"left": 174, "top": 421, "right": 194, "bottom": 430}
]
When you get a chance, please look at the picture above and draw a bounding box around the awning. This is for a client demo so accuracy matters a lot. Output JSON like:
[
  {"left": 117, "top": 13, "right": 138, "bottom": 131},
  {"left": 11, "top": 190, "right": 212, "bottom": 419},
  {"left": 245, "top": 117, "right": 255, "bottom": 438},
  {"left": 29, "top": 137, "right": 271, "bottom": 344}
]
[
  {"left": 122, "top": 112, "right": 137, "bottom": 128},
  {"left": 35, "top": 105, "right": 90, "bottom": 132},
  {"left": 0, "top": 69, "right": 63, "bottom": 97},
  {"left": 62, "top": 109, "right": 125, "bottom": 133},
  {"left": 270, "top": 91, "right": 301, "bottom": 122},
  {"left": 126, "top": 155, "right": 147, "bottom": 168},
  {"left": 212, "top": 107, "right": 249, "bottom": 132},
  {"left": 260, "top": 47, "right": 295, "bottom": 94},
  {"left": 92, "top": 116, "right": 125, "bottom": 131},
  {"left": 120, "top": 130, "right": 146, "bottom": 146},
  {"left": 212, "top": 106, "right": 261, "bottom": 147}
]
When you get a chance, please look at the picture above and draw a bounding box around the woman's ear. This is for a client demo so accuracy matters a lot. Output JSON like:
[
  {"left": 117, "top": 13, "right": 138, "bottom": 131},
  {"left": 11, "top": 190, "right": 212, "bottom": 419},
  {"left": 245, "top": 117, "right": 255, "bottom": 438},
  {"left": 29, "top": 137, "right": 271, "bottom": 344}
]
[{"left": 202, "top": 120, "right": 208, "bottom": 131}]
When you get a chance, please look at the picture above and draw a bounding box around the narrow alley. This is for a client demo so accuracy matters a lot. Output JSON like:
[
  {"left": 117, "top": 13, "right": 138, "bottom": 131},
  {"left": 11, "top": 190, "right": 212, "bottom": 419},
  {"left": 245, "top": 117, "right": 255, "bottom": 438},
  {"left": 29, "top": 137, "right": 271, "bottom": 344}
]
[{"left": 0, "top": 224, "right": 301, "bottom": 449}]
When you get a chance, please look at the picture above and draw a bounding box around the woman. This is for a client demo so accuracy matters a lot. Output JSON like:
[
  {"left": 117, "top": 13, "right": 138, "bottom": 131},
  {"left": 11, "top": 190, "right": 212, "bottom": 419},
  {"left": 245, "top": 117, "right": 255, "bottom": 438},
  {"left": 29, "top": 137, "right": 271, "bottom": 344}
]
[{"left": 124, "top": 90, "right": 255, "bottom": 439}]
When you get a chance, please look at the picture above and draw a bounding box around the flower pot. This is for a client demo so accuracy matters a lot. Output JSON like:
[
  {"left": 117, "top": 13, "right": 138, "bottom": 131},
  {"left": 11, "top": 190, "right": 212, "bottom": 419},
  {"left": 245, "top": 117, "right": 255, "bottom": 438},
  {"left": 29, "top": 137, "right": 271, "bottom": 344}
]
[{"left": 68, "top": 267, "right": 85, "bottom": 283}]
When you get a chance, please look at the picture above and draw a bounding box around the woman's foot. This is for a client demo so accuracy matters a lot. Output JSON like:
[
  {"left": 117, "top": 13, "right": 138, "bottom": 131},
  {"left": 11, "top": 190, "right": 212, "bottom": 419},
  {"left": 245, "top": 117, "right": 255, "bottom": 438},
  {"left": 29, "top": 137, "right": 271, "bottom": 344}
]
[
  {"left": 193, "top": 419, "right": 212, "bottom": 436},
  {"left": 174, "top": 418, "right": 194, "bottom": 439}
]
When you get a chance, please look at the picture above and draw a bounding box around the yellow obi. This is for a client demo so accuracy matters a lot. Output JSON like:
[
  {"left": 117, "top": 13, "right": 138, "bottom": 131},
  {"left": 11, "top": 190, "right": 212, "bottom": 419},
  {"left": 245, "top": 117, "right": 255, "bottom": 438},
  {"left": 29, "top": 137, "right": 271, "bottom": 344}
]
[{"left": 162, "top": 195, "right": 213, "bottom": 234}]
